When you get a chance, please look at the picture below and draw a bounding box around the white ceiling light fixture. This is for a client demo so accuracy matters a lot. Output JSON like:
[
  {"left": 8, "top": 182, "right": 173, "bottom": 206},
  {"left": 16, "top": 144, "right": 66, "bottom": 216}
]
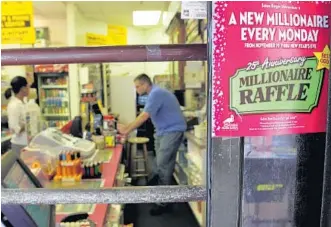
[{"left": 133, "top": 11, "right": 162, "bottom": 26}]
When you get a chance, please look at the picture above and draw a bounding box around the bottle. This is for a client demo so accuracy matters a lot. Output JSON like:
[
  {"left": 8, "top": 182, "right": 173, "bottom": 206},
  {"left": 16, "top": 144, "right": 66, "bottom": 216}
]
[
  {"left": 99, "top": 162, "right": 103, "bottom": 173},
  {"left": 90, "top": 163, "right": 94, "bottom": 178},
  {"left": 62, "top": 162, "right": 67, "bottom": 177},
  {"left": 86, "top": 164, "right": 90, "bottom": 178},
  {"left": 56, "top": 160, "right": 62, "bottom": 176},
  {"left": 94, "top": 162, "right": 99, "bottom": 177},
  {"left": 81, "top": 164, "right": 85, "bottom": 177}
]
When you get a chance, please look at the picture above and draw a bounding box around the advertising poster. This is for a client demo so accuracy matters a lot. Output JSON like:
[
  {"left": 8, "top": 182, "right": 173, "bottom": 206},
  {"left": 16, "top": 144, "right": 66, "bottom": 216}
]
[
  {"left": 107, "top": 25, "right": 127, "bottom": 45},
  {"left": 212, "top": 1, "right": 331, "bottom": 137},
  {"left": 1, "top": 1, "right": 35, "bottom": 44},
  {"left": 86, "top": 33, "right": 108, "bottom": 46}
]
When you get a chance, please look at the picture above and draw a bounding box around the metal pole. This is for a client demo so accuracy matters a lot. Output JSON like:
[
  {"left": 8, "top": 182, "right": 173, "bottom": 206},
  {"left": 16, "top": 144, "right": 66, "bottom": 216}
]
[
  {"left": 1, "top": 186, "right": 206, "bottom": 205},
  {"left": 1, "top": 44, "right": 207, "bottom": 66},
  {"left": 207, "top": 3, "right": 243, "bottom": 227},
  {"left": 320, "top": 41, "right": 331, "bottom": 227}
]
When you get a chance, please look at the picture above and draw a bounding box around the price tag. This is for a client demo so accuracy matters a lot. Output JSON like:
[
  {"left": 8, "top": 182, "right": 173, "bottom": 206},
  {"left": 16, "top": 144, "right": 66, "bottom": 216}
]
[{"left": 181, "top": 1, "right": 207, "bottom": 19}]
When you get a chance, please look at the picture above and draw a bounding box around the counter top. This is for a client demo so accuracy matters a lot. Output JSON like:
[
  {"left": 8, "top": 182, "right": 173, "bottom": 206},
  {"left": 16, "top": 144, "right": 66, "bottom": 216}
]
[{"left": 53, "top": 145, "right": 123, "bottom": 227}]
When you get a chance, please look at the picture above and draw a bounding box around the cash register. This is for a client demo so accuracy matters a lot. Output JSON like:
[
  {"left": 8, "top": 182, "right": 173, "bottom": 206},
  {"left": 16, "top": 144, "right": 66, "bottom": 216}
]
[{"left": 28, "top": 128, "right": 96, "bottom": 159}]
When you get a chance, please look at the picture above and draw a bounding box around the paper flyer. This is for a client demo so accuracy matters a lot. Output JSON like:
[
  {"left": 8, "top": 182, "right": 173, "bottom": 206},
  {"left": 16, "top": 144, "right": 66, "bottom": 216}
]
[{"left": 212, "top": 1, "right": 331, "bottom": 137}]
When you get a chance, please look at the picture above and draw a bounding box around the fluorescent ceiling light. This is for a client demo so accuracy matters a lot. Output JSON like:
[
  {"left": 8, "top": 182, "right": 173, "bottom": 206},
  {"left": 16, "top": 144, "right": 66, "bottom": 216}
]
[{"left": 133, "top": 11, "right": 161, "bottom": 26}]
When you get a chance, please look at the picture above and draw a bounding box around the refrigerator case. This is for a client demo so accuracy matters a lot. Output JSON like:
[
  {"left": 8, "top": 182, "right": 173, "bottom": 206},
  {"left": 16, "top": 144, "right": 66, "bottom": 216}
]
[{"left": 36, "top": 64, "right": 70, "bottom": 129}]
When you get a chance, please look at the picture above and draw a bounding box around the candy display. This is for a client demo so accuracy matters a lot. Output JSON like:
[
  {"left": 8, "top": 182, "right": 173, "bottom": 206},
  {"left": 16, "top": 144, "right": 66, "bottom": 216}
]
[
  {"left": 54, "top": 150, "right": 83, "bottom": 182},
  {"left": 81, "top": 161, "right": 103, "bottom": 179}
]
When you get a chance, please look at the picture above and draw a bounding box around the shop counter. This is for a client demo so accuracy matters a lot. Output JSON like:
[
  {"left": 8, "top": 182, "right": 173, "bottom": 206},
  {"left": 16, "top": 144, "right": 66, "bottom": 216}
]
[{"left": 30, "top": 145, "right": 123, "bottom": 227}]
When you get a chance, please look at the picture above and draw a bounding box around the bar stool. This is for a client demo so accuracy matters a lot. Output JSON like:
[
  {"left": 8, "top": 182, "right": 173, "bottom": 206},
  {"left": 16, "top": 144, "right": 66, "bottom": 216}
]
[{"left": 128, "top": 137, "right": 150, "bottom": 182}]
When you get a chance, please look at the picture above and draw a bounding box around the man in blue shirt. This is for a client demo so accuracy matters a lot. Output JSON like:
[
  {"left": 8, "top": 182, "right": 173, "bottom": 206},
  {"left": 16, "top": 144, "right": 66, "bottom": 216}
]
[{"left": 118, "top": 74, "right": 187, "bottom": 215}]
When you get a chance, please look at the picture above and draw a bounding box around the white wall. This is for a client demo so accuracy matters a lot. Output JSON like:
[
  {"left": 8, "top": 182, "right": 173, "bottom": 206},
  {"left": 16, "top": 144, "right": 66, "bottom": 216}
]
[
  {"left": 107, "top": 27, "right": 170, "bottom": 80},
  {"left": 75, "top": 13, "right": 107, "bottom": 46},
  {"left": 110, "top": 75, "right": 137, "bottom": 124},
  {"left": 34, "top": 15, "right": 67, "bottom": 46},
  {"left": 107, "top": 27, "right": 146, "bottom": 77},
  {"left": 66, "top": 2, "right": 81, "bottom": 117},
  {"left": 143, "top": 27, "right": 170, "bottom": 78}
]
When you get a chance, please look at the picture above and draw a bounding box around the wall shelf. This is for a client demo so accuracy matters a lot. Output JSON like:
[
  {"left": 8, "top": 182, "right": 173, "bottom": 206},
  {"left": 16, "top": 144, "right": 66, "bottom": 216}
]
[{"left": 41, "top": 85, "right": 68, "bottom": 89}]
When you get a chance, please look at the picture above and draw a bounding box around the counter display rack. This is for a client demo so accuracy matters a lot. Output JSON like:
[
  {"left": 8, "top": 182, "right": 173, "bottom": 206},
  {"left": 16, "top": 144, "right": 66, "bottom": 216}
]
[{"left": 24, "top": 145, "right": 125, "bottom": 227}]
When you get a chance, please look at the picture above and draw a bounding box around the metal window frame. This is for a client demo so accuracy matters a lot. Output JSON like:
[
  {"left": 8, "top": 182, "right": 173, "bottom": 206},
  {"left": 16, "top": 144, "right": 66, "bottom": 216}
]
[
  {"left": 1, "top": 186, "right": 206, "bottom": 205},
  {"left": 0, "top": 39, "right": 210, "bottom": 225},
  {"left": 320, "top": 40, "right": 331, "bottom": 227},
  {"left": 0, "top": 43, "right": 209, "bottom": 205}
]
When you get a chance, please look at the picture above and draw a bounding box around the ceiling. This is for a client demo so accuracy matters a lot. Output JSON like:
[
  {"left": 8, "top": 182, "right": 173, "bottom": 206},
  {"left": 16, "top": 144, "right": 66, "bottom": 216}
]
[{"left": 33, "top": 1, "right": 170, "bottom": 27}]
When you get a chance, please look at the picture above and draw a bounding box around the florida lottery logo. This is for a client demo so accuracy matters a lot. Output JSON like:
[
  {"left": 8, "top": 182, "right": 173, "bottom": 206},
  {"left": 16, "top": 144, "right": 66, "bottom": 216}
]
[{"left": 222, "top": 114, "right": 239, "bottom": 130}]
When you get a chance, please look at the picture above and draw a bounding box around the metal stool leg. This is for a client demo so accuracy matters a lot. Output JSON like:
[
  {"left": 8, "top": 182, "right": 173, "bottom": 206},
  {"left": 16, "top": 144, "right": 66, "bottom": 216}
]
[
  {"left": 130, "top": 143, "right": 135, "bottom": 178},
  {"left": 143, "top": 143, "right": 149, "bottom": 182}
]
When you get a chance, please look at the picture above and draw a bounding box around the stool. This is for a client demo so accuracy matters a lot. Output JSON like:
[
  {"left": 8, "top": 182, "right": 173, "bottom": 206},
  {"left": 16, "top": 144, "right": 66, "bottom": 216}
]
[{"left": 128, "top": 137, "right": 150, "bottom": 181}]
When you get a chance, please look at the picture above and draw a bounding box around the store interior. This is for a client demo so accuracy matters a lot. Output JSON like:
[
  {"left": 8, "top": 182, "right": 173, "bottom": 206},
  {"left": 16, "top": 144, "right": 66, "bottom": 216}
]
[
  {"left": 1, "top": 2, "right": 299, "bottom": 227},
  {"left": 1, "top": 1, "right": 207, "bottom": 227}
]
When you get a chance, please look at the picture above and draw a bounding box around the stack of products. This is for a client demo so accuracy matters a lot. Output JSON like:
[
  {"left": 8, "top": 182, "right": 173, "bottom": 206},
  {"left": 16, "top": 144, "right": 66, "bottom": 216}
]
[
  {"left": 60, "top": 221, "right": 91, "bottom": 227},
  {"left": 1, "top": 129, "right": 11, "bottom": 138},
  {"left": 43, "top": 97, "right": 69, "bottom": 115},
  {"left": 54, "top": 151, "right": 82, "bottom": 182},
  {"left": 35, "top": 64, "right": 69, "bottom": 73},
  {"left": 81, "top": 161, "right": 103, "bottom": 179},
  {"left": 42, "top": 89, "right": 68, "bottom": 98},
  {"left": 81, "top": 83, "right": 97, "bottom": 102},
  {"left": 42, "top": 77, "right": 68, "bottom": 86},
  {"left": 40, "top": 90, "right": 69, "bottom": 115},
  {"left": 103, "top": 115, "right": 117, "bottom": 148},
  {"left": 81, "top": 92, "right": 97, "bottom": 102}
]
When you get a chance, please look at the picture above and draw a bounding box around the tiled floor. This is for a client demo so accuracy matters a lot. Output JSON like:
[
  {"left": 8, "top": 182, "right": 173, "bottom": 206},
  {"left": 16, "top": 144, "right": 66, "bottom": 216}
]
[
  {"left": 132, "top": 202, "right": 200, "bottom": 227},
  {"left": 123, "top": 151, "right": 199, "bottom": 227}
]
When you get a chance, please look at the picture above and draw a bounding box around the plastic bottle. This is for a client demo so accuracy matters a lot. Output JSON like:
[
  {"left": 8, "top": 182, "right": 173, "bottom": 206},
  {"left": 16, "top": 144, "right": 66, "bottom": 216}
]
[{"left": 56, "top": 160, "right": 62, "bottom": 176}]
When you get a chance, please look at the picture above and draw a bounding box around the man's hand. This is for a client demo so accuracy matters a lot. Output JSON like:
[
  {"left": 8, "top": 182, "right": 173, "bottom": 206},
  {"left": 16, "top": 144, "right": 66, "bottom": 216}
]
[
  {"left": 117, "top": 124, "right": 129, "bottom": 135},
  {"left": 117, "top": 112, "right": 150, "bottom": 136}
]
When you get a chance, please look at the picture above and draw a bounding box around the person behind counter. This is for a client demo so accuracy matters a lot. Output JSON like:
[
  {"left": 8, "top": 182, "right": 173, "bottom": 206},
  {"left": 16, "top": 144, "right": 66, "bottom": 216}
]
[
  {"left": 118, "top": 73, "right": 187, "bottom": 216},
  {"left": 4, "top": 76, "right": 29, "bottom": 156}
]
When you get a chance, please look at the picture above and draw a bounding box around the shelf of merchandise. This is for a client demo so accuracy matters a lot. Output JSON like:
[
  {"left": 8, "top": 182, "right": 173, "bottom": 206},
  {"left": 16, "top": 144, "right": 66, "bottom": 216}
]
[
  {"left": 189, "top": 201, "right": 203, "bottom": 227},
  {"left": 52, "top": 145, "right": 124, "bottom": 227},
  {"left": 37, "top": 71, "right": 71, "bottom": 129},
  {"left": 174, "top": 131, "right": 206, "bottom": 227},
  {"left": 102, "top": 63, "right": 111, "bottom": 113},
  {"left": 41, "top": 85, "right": 68, "bottom": 89},
  {"left": 1, "top": 135, "right": 11, "bottom": 143}
]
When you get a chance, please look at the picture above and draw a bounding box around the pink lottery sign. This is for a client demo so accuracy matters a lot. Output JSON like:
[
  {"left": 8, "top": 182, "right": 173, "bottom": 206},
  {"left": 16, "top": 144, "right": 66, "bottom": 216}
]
[{"left": 212, "top": 1, "right": 331, "bottom": 137}]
